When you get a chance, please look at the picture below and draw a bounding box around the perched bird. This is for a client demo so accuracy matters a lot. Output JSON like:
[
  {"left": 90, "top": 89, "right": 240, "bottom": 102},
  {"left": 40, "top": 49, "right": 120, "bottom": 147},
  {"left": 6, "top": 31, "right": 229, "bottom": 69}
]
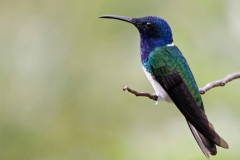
[{"left": 99, "top": 15, "right": 228, "bottom": 159}]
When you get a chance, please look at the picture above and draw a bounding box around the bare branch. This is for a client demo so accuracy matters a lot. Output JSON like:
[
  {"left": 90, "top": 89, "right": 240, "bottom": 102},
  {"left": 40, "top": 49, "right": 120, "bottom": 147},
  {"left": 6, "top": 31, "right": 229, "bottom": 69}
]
[
  {"left": 123, "top": 85, "right": 158, "bottom": 101},
  {"left": 199, "top": 72, "right": 240, "bottom": 94},
  {"left": 123, "top": 72, "right": 240, "bottom": 101}
]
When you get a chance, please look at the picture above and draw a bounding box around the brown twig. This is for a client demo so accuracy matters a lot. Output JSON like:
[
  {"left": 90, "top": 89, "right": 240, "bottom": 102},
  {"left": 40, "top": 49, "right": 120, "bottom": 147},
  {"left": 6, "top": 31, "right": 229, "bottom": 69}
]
[
  {"left": 199, "top": 72, "right": 240, "bottom": 94},
  {"left": 123, "top": 72, "right": 240, "bottom": 101},
  {"left": 123, "top": 85, "right": 158, "bottom": 101}
]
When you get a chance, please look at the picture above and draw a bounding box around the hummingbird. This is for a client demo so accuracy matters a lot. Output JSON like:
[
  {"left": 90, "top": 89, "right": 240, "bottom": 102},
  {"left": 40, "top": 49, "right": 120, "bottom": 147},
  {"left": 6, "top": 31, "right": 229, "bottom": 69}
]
[{"left": 99, "top": 15, "right": 228, "bottom": 159}]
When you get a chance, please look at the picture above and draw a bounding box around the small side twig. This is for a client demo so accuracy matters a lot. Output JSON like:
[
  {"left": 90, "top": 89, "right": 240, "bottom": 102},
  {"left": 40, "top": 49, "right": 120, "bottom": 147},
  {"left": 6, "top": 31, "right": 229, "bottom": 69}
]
[
  {"left": 123, "top": 85, "right": 158, "bottom": 101},
  {"left": 123, "top": 72, "right": 240, "bottom": 101}
]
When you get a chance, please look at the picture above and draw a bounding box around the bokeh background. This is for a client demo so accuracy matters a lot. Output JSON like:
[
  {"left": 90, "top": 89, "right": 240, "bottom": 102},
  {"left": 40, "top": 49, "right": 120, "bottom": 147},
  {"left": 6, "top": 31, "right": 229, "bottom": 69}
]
[{"left": 0, "top": 0, "right": 239, "bottom": 160}]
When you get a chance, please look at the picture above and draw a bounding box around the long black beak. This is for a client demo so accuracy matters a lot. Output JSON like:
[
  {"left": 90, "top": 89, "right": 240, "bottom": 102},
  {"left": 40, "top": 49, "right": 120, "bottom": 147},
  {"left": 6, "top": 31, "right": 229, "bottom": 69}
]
[{"left": 99, "top": 15, "right": 134, "bottom": 24}]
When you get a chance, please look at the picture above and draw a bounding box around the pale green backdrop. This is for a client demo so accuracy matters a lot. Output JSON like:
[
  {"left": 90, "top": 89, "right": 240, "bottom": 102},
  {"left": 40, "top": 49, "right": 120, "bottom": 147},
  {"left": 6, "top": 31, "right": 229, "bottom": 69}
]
[{"left": 0, "top": 0, "right": 239, "bottom": 160}]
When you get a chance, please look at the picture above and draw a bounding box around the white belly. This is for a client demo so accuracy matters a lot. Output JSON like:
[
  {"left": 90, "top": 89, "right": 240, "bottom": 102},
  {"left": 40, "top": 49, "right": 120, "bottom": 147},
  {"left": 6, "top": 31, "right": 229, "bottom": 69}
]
[{"left": 142, "top": 67, "right": 172, "bottom": 104}]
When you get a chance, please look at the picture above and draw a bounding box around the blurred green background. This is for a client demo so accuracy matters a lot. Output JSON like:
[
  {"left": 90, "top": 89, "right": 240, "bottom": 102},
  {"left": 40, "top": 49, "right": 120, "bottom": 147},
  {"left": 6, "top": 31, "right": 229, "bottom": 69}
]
[{"left": 0, "top": 0, "right": 239, "bottom": 160}]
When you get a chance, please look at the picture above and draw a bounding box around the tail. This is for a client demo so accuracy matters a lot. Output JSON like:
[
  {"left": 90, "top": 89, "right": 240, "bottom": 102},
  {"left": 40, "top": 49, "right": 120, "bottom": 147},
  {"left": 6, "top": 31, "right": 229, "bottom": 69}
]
[{"left": 187, "top": 121, "right": 217, "bottom": 159}]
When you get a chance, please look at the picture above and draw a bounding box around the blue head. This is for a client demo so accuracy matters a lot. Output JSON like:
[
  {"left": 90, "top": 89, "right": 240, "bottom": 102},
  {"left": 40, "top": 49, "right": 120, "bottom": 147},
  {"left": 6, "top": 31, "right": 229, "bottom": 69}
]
[{"left": 100, "top": 15, "right": 173, "bottom": 62}]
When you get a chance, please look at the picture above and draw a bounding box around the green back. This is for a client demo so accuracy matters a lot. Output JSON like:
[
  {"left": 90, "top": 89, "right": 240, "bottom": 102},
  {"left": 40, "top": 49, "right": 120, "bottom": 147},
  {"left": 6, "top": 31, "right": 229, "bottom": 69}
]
[{"left": 143, "top": 45, "right": 204, "bottom": 111}]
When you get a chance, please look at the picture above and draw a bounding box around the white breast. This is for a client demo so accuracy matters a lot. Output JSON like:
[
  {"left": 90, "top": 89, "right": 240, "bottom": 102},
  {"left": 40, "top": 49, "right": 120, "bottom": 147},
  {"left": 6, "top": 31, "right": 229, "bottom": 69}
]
[{"left": 142, "top": 67, "right": 172, "bottom": 104}]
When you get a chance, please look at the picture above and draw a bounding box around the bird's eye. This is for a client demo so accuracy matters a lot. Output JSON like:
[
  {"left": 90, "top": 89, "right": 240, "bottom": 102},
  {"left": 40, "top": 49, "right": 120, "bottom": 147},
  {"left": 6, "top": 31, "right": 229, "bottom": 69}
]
[{"left": 145, "top": 22, "right": 152, "bottom": 28}]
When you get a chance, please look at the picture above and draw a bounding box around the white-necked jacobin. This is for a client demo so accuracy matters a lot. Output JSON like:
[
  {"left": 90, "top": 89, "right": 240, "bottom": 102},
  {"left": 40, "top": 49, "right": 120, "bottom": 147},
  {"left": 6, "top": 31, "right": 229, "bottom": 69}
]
[{"left": 99, "top": 15, "right": 228, "bottom": 159}]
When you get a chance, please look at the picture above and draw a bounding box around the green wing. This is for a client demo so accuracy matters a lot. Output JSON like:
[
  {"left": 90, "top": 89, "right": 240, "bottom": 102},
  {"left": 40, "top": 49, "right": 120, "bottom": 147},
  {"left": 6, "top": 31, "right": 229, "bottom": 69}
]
[{"left": 145, "top": 45, "right": 228, "bottom": 149}]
